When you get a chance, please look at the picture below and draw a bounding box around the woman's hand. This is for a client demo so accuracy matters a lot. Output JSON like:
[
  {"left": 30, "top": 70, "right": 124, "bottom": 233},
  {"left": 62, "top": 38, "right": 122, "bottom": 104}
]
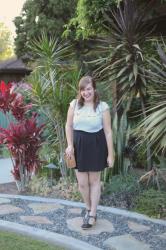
[
  {"left": 107, "top": 155, "right": 114, "bottom": 168},
  {"left": 65, "top": 145, "right": 74, "bottom": 158}
]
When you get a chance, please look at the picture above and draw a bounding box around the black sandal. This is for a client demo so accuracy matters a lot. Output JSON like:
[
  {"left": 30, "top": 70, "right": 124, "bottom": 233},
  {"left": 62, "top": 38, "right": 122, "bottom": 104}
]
[
  {"left": 83, "top": 209, "right": 90, "bottom": 224},
  {"left": 81, "top": 214, "right": 97, "bottom": 230}
]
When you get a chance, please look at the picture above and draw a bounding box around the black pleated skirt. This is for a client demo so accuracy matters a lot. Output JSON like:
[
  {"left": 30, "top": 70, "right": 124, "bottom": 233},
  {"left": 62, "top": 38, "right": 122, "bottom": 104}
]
[{"left": 73, "top": 129, "right": 108, "bottom": 172}]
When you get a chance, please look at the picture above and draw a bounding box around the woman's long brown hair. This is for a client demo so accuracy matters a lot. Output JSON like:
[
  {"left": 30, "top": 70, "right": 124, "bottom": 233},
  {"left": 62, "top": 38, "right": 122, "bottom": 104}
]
[{"left": 77, "top": 76, "right": 100, "bottom": 111}]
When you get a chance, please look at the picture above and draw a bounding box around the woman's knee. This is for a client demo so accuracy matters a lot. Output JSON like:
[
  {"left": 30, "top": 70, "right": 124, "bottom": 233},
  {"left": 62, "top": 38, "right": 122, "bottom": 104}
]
[
  {"left": 89, "top": 173, "right": 101, "bottom": 186},
  {"left": 75, "top": 171, "right": 89, "bottom": 191},
  {"left": 78, "top": 182, "right": 88, "bottom": 191}
]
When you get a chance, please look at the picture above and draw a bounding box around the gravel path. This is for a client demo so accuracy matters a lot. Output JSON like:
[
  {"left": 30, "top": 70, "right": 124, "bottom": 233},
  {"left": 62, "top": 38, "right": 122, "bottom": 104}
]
[{"left": 0, "top": 195, "right": 166, "bottom": 250}]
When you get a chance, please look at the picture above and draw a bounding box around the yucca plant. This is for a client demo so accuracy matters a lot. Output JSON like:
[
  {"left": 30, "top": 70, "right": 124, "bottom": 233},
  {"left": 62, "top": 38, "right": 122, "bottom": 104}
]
[{"left": 27, "top": 33, "right": 80, "bottom": 178}]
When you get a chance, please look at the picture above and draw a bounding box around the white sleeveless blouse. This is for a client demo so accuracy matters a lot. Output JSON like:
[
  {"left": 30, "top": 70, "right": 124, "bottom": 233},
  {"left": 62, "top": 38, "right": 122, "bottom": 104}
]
[{"left": 70, "top": 99, "right": 109, "bottom": 133}]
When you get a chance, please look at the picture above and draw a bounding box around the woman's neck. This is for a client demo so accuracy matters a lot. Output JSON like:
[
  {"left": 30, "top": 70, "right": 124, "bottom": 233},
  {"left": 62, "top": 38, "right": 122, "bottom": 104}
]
[{"left": 84, "top": 101, "right": 93, "bottom": 106}]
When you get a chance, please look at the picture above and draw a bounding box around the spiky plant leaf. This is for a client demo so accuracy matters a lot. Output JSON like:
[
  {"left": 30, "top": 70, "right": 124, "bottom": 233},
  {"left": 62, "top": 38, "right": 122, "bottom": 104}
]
[{"left": 136, "top": 43, "right": 166, "bottom": 156}]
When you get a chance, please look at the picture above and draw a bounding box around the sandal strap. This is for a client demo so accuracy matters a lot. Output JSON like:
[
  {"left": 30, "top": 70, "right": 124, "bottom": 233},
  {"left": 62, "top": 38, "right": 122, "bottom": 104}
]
[
  {"left": 84, "top": 214, "right": 97, "bottom": 225},
  {"left": 89, "top": 215, "right": 97, "bottom": 219},
  {"left": 81, "top": 214, "right": 97, "bottom": 229},
  {"left": 83, "top": 210, "right": 90, "bottom": 223},
  {"left": 88, "top": 215, "right": 97, "bottom": 223}
]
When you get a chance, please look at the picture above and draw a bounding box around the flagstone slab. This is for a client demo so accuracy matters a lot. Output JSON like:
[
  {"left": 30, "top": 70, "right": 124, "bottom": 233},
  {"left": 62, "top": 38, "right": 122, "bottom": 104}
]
[
  {"left": 67, "top": 217, "right": 114, "bottom": 235},
  {"left": 28, "top": 203, "right": 63, "bottom": 214},
  {"left": 104, "top": 234, "right": 151, "bottom": 250},
  {"left": 68, "top": 208, "right": 82, "bottom": 214},
  {"left": 0, "top": 204, "right": 23, "bottom": 215},
  {"left": 0, "top": 198, "right": 11, "bottom": 204},
  {"left": 128, "top": 221, "right": 150, "bottom": 232},
  {"left": 156, "top": 232, "right": 166, "bottom": 240},
  {"left": 20, "top": 216, "right": 53, "bottom": 225}
]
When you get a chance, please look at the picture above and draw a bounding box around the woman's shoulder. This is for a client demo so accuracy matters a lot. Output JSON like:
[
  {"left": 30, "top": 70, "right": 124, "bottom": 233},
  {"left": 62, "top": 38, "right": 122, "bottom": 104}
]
[
  {"left": 70, "top": 99, "right": 78, "bottom": 108},
  {"left": 98, "top": 101, "right": 109, "bottom": 111}
]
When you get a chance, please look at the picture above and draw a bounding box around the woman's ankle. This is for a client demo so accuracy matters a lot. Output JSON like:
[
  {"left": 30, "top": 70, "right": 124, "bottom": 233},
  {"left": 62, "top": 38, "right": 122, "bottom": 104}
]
[{"left": 89, "top": 210, "right": 97, "bottom": 217}]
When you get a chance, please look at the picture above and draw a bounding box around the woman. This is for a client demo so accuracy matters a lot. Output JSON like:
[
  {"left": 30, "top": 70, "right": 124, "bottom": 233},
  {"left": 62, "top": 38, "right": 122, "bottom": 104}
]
[{"left": 65, "top": 76, "right": 114, "bottom": 229}]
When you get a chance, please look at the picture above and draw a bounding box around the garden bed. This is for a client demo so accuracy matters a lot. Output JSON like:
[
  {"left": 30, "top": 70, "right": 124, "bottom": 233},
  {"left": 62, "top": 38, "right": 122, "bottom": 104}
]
[{"left": 1, "top": 172, "right": 166, "bottom": 220}]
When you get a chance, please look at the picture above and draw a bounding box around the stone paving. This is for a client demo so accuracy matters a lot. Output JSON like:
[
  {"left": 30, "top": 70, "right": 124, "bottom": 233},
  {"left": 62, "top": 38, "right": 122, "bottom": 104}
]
[
  {"left": 0, "top": 158, "right": 13, "bottom": 184},
  {"left": 0, "top": 196, "right": 166, "bottom": 250}
]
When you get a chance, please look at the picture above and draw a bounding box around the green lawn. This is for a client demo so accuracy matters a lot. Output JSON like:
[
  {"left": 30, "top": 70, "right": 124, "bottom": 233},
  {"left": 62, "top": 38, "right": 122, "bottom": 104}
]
[{"left": 0, "top": 231, "right": 66, "bottom": 250}]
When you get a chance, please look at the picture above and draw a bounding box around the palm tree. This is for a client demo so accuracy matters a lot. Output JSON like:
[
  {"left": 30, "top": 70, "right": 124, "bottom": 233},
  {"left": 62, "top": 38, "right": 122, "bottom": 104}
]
[{"left": 92, "top": 0, "right": 156, "bottom": 172}]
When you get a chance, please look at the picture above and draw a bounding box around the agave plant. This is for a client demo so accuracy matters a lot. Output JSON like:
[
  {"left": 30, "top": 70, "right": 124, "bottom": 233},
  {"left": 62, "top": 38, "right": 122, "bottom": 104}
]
[{"left": 136, "top": 43, "right": 166, "bottom": 157}]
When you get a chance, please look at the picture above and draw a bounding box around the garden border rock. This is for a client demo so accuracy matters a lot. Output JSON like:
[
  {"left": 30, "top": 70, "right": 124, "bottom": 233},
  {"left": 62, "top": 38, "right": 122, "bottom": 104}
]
[
  {"left": 0, "top": 194, "right": 166, "bottom": 226},
  {"left": 0, "top": 220, "right": 101, "bottom": 250}
]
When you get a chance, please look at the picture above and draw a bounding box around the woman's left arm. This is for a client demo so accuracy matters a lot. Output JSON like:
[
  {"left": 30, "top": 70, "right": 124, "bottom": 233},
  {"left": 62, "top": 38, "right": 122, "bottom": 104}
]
[{"left": 102, "top": 109, "right": 115, "bottom": 168}]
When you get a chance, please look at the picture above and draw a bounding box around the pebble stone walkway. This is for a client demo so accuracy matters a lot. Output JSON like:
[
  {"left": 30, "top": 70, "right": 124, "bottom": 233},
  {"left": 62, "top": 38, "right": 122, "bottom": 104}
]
[{"left": 0, "top": 195, "right": 166, "bottom": 250}]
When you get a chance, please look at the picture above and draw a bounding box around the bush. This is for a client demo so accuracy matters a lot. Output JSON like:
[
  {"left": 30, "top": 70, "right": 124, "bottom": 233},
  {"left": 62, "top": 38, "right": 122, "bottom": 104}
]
[
  {"left": 28, "top": 176, "right": 52, "bottom": 196},
  {"left": 103, "top": 174, "right": 140, "bottom": 195},
  {"left": 100, "top": 174, "right": 141, "bottom": 209},
  {"left": 52, "top": 177, "right": 82, "bottom": 201},
  {"left": 134, "top": 189, "right": 166, "bottom": 218}
]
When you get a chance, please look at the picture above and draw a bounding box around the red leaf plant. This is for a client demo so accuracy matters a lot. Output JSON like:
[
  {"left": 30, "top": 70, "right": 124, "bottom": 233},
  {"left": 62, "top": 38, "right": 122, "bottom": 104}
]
[
  {"left": 11, "top": 94, "right": 32, "bottom": 121},
  {"left": 0, "top": 115, "right": 45, "bottom": 185},
  {"left": 0, "top": 81, "right": 32, "bottom": 121},
  {"left": 0, "top": 81, "right": 45, "bottom": 191},
  {"left": 0, "top": 81, "right": 17, "bottom": 113}
]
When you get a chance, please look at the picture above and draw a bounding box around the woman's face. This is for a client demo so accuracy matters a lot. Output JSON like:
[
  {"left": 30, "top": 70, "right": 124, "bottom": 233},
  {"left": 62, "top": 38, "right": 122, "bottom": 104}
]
[{"left": 80, "top": 83, "right": 95, "bottom": 102}]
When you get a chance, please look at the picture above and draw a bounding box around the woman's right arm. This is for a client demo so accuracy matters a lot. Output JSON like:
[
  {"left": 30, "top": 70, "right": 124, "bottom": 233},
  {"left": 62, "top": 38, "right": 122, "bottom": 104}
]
[{"left": 65, "top": 105, "right": 74, "bottom": 157}]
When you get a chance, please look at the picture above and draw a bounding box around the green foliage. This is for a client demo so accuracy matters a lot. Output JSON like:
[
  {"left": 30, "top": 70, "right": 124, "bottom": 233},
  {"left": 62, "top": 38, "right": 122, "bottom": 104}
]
[
  {"left": 103, "top": 174, "right": 139, "bottom": 195},
  {"left": 28, "top": 175, "right": 52, "bottom": 196},
  {"left": 14, "top": 0, "right": 77, "bottom": 58},
  {"left": 90, "top": 0, "right": 160, "bottom": 172},
  {"left": 134, "top": 189, "right": 166, "bottom": 218},
  {"left": 64, "top": 0, "right": 121, "bottom": 39},
  {"left": 93, "top": 0, "right": 154, "bottom": 104},
  {"left": 0, "top": 22, "right": 13, "bottom": 60},
  {"left": 0, "top": 231, "right": 65, "bottom": 250},
  {"left": 136, "top": 42, "right": 166, "bottom": 156},
  {"left": 27, "top": 33, "right": 80, "bottom": 178},
  {"left": 112, "top": 112, "right": 131, "bottom": 175},
  {"left": 52, "top": 177, "right": 82, "bottom": 201},
  {"left": 0, "top": 146, "right": 10, "bottom": 158}
]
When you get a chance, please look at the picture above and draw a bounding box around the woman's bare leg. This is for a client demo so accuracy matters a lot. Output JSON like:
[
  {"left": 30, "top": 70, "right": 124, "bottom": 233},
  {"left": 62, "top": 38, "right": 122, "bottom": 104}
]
[
  {"left": 75, "top": 170, "right": 91, "bottom": 210},
  {"left": 89, "top": 171, "right": 101, "bottom": 216}
]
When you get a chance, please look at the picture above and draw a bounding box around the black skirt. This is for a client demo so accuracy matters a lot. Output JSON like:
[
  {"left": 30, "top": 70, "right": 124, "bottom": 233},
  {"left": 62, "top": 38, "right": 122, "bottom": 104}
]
[{"left": 73, "top": 129, "right": 108, "bottom": 172}]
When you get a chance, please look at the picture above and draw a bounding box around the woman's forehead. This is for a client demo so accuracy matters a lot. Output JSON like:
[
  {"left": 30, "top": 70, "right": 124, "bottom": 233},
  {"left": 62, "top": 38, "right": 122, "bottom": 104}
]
[{"left": 81, "top": 83, "right": 93, "bottom": 90}]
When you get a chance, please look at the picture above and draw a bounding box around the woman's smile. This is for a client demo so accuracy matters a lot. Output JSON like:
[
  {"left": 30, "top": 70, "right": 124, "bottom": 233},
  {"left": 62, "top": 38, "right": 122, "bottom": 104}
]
[{"left": 81, "top": 83, "right": 95, "bottom": 102}]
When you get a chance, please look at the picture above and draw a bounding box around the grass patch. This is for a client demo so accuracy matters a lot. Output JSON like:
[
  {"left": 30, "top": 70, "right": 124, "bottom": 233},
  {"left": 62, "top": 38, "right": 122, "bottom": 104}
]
[{"left": 0, "top": 230, "right": 66, "bottom": 250}]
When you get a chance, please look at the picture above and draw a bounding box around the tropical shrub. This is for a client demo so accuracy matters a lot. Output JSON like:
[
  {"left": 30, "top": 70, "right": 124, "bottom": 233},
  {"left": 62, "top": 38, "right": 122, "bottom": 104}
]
[
  {"left": 91, "top": 0, "right": 158, "bottom": 173},
  {"left": 134, "top": 189, "right": 166, "bottom": 218},
  {"left": 28, "top": 176, "right": 52, "bottom": 196},
  {"left": 27, "top": 33, "right": 79, "bottom": 178},
  {"left": 0, "top": 81, "right": 45, "bottom": 191}
]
